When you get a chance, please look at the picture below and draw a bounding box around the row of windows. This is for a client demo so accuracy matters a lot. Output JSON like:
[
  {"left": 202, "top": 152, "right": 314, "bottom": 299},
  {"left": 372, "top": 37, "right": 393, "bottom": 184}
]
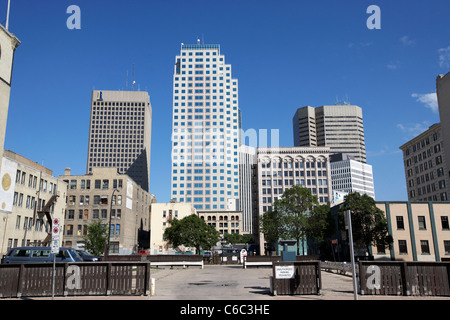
[
  {"left": 65, "top": 208, "right": 122, "bottom": 220},
  {"left": 261, "top": 171, "right": 328, "bottom": 178},
  {"left": 65, "top": 224, "right": 120, "bottom": 237},
  {"left": 395, "top": 239, "right": 450, "bottom": 255},
  {"left": 14, "top": 216, "right": 49, "bottom": 233},
  {"left": 408, "top": 181, "right": 447, "bottom": 199},
  {"left": 15, "top": 170, "right": 56, "bottom": 194},
  {"left": 66, "top": 179, "right": 123, "bottom": 190},
  {"left": 12, "top": 193, "right": 48, "bottom": 212},
  {"left": 261, "top": 178, "right": 328, "bottom": 186},
  {"left": 261, "top": 161, "right": 327, "bottom": 169},
  {"left": 405, "top": 146, "right": 441, "bottom": 167},
  {"left": 404, "top": 131, "right": 440, "bottom": 156},
  {"left": 66, "top": 194, "right": 124, "bottom": 206},
  {"left": 262, "top": 188, "right": 328, "bottom": 203},
  {"left": 395, "top": 215, "right": 450, "bottom": 230},
  {"left": 92, "top": 102, "right": 147, "bottom": 108}
]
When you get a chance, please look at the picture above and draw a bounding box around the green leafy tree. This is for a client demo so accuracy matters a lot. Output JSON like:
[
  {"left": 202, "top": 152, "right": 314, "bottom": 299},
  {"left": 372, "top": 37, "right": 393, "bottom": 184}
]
[
  {"left": 223, "top": 233, "right": 254, "bottom": 245},
  {"left": 164, "top": 214, "right": 220, "bottom": 254},
  {"left": 259, "top": 210, "right": 281, "bottom": 254},
  {"left": 83, "top": 221, "right": 108, "bottom": 256},
  {"left": 339, "top": 192, "right": 393, "bottom": 257},
  {"left": 304, "top": 204, "right": 334, "bottom": 254},
  {"left": 274, "top": 185, "right": 319, "bottom": 255}
]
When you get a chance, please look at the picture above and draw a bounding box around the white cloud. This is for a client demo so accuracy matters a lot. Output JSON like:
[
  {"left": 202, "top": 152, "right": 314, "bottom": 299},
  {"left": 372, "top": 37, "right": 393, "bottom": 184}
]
[
  {"left": 397, "top": 121, "right": 431, "bottom": 140},
  {"left": 411, "top": 92, "right": 438, "bottom": 113},
  {"left": 400, "top": 36, "right": 415, "bottom": 46},
  {"left": 438, "top": 46, "right": 450, "bottom": 67},
  {"left": 386, "top": 62, "right": 399, "bottom": 70}
]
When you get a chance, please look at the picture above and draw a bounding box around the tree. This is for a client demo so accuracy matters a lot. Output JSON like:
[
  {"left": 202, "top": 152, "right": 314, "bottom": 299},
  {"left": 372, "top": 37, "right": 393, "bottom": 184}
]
[
  {"left": 223, "top": 233, "right": 254, "bottom": 245},
  {"left": 83, "top": 221, "right": 108, "bottom": 256},
  {"left": 304, "top": 204, "right": 334, "bottom": 254},
  {"left": 259, "top": 210, "right": 281, "bottom": 254},
  {"left": 163, "top": 214, "right": 220, "bottom": 254},
  {"left": 274, "top": 185, "right": 319, "bottom": 255},
  {"left": 339, "top": 192, "right": 393, "bottom": 257}
]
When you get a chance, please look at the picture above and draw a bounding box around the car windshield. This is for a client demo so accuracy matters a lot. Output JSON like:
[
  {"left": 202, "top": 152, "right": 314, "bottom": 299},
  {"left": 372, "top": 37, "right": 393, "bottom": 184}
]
[
  {"left": 78, "top": 250, "right": 92, "bottom": 256},
  {"left": 67, "top": 249, "right": 81, "bottom": 258}
]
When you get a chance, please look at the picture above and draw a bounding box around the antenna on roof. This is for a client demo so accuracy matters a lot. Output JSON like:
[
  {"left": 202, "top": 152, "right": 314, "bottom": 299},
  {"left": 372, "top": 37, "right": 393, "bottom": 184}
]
[
  {"left": 131, "top": 64, "right": 136, "bottom": 91},
  {"left": 197, "top": 38, "right": 200, "bottom": 45},
  {"left": 5, "top": 0, "right": 11, "bottom": 30}
]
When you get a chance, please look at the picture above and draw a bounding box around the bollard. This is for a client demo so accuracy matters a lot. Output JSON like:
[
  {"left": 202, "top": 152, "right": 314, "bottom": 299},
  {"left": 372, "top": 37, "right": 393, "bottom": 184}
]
[{"left": 151, "top": 278, "right": 156, "bottom": 296}]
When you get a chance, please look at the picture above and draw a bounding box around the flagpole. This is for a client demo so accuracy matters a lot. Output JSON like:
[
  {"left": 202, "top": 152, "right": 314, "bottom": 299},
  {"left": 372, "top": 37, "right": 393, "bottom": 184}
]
[{"left": 5, "top": 0, "right": 11, "bottom": 30}]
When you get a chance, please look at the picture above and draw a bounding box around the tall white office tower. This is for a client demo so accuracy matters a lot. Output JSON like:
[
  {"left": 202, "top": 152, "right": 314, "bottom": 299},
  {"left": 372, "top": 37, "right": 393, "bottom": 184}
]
[{"left": 170, "top": 43, "right": 240, "bottom": 211}]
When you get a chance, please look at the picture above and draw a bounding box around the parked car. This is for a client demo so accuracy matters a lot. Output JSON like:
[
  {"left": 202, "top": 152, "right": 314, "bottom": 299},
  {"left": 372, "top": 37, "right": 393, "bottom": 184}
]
[
  {"left": 75, "top": 249, "right": 101, "bottom": 262},
  {"left": 1, "top": 246, "right": 82, "bottom": 264}
]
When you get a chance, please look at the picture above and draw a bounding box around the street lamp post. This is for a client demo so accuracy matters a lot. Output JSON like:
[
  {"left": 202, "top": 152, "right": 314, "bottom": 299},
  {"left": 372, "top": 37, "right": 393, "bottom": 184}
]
[{"left": 104, "top": 188, "right": 119, "bottom": 261}]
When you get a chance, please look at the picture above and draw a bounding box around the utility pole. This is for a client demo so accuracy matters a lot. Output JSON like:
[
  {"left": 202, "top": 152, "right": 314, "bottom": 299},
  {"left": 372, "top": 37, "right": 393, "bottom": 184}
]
[{"left": 345, "top": 210, "right": 358, "bottom": 300}]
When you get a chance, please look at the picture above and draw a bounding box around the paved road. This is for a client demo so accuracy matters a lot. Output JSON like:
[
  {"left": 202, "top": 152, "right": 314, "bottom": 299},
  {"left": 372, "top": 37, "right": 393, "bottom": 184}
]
[
  {"left": 14, "top": 264, "right": 450, "bottom": 300},
  {"left": 149, "top": 265, "right": 450, "bottom": 300}
]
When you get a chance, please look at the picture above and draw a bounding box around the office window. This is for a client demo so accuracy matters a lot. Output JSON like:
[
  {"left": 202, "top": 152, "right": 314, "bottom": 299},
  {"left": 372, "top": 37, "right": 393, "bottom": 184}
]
[
  {"left": 399, "top": 240, "right": 408, "bottom": 254},
  {"left": 418, "top": 216, "right": 426, "bottom": 230},
  {"left": 441, "top": 216, "right": 449, "bottom": 230},
  {"left": 420, "top": 240, "right": 430, "bottom": 254},
  {"left": 444, "top": 241, "right": 450, "bottom": 255},
  {"left": 396, "top": 216, "right": 404, "bottom": 230}
]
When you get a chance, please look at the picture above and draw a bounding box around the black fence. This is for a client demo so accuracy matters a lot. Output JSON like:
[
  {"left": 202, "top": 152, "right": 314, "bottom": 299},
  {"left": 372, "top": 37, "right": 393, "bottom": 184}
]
[
  {"left": 0, "top": 262, "right": 151, "bottom": 298},
  {"left": 359, "top": 261, "right": 450, "bottom": 296},
  {"left": 271, "top": 261, "right": 322, "bottom": 295}
]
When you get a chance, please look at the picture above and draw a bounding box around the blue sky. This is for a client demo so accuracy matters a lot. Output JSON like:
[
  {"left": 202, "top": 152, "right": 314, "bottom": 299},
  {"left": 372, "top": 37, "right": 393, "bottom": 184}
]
[{"left": 2, "top": 0, "right": 450, "bottom": 203}]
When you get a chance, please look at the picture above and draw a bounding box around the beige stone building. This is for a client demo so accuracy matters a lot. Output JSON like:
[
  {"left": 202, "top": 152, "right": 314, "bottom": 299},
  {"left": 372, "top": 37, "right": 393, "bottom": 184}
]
[
  {"left": 256, "top": 146, "right": 332, "bottom": 255},
  {"left": 0, "top": 24, "right": 20, "bottom": 175},
  {"left": 149, "top": 202, "right": 196, "bottom": 254},
  {"left": 372, "top": 201, "right": 450, "bottom": 261},
  {"left": 399, "top": 123, "right": 450, "bottom": 201},
  {"left": 0, "top": 150, "right": 67, "bottom": 256},
  {"left": 293, "top": 104, "right": 366, "bottom": 163},
  {"left": 437, "top": 72, "right": 450, "bottom": 179},
  {"left": 197, "top": 210, "right": 243, "bottom": 238},
  {"left": 59, "top": 167, "right": 155, "bottom": 255}
]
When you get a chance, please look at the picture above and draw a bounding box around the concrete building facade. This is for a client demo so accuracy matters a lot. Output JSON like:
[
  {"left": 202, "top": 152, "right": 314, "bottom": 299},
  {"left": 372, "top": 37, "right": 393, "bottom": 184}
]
[
  {"left": 0, "top": 150, "right": 67, "bottom": 256},
  {"left": 238, "top": 145, "right": 257, "bottom": 234},
  {"left": 373, "top": 201, "right": 450, "bottom": 262},
  {"left": 0, "top": 24, "right": 20, "bottom": 175},
  {"left": 293, "top": 104, "right": 366, "bottom": 163},
  {"left": 330, "top": 153, "right": 375, "bottom": 199},
  {"left": 197, "top": 210, "right": 243, "bottom": 238},
  {"left": 86, "top": 90, "right": 152, "bottom": 191},
  {"left": 59, "top": 167, "right": 155, "bottom": 255},
  {"left": 399, "top": 123, "right": 450, "bottom": 202},
  {"left": 437, "top": 72, "right": 450, "bottom": 179},
  {"left": 149, "top": 202, "right": 196, "bottom": 254},
  {"left": 256, "top": 146, "right": 332, "bottom": 255}
]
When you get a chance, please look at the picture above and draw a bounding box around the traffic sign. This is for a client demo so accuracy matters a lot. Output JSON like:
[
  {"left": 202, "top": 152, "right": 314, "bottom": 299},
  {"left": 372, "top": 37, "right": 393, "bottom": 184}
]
[{"left": 51, "top": 218, "right": 60, "bottom": 253}]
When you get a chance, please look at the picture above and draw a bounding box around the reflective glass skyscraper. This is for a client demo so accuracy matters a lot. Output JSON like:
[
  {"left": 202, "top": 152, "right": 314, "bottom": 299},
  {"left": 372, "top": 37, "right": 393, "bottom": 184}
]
[{"left": 170, "top": 43, "right": 240, "bottom": 210}]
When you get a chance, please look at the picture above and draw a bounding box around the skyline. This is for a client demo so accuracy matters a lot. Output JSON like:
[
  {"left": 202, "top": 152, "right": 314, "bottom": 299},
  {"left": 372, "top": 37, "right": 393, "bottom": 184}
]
[{"left": 2, "top": 0, "right": 450, "bottom": 203}]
